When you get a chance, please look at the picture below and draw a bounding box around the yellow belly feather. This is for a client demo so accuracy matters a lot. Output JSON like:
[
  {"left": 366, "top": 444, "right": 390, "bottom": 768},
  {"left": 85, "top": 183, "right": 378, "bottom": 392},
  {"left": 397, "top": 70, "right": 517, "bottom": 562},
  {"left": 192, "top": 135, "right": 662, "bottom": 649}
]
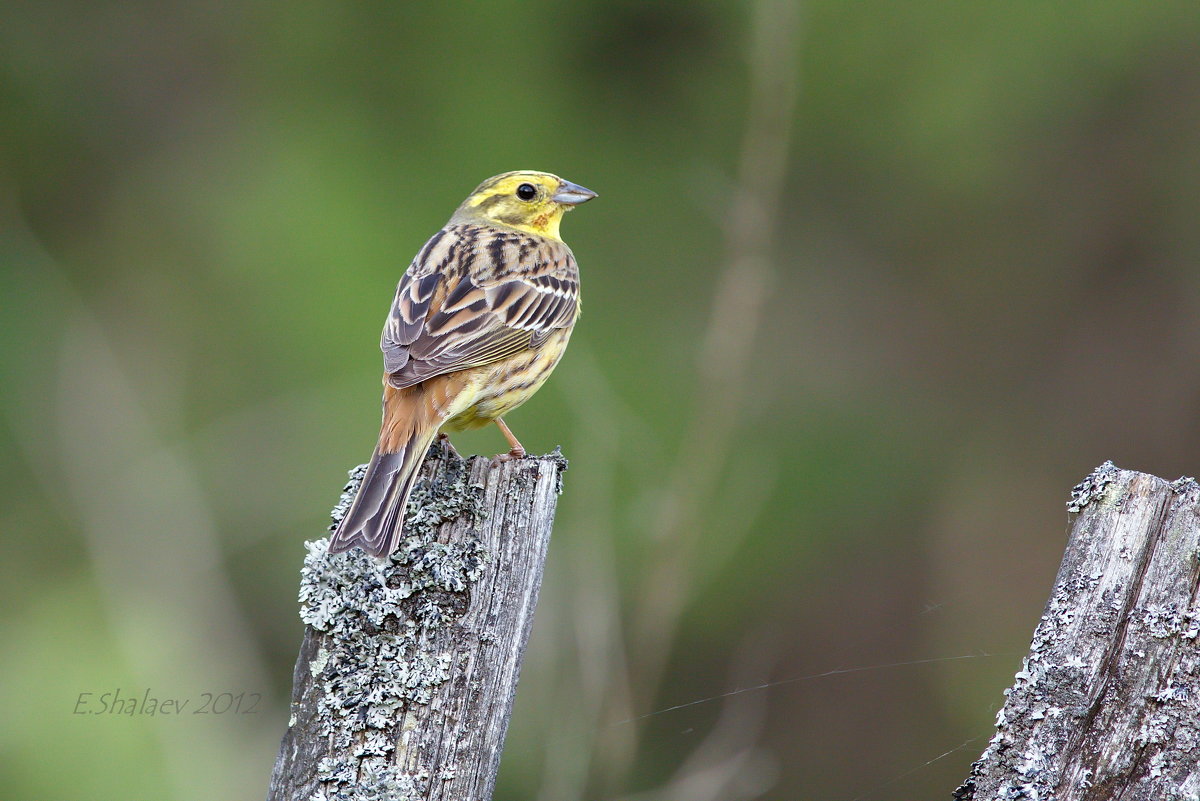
[{"left": 440, "top": 328, "right": 573, "bottom": 432}]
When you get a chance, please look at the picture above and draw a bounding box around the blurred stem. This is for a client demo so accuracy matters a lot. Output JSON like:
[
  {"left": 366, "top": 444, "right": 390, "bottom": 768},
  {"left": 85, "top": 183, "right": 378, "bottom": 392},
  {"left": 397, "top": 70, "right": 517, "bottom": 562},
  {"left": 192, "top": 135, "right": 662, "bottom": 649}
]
[
  {"left": 1, "top": 197, "right": 272, "bottom": 801},
  {"left": 535, "top": 349, "right": 637, "bottom": 801},
  {"left": 630, "top": 0, "right": 801, "bottom": 708}
]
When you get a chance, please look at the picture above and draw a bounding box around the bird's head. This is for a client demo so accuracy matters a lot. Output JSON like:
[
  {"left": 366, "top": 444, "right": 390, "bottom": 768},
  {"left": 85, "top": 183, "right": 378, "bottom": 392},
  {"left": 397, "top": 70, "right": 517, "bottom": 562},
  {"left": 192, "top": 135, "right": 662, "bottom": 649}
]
[{"left": 451, "top": 170, "right": 597, "bottom": 240}]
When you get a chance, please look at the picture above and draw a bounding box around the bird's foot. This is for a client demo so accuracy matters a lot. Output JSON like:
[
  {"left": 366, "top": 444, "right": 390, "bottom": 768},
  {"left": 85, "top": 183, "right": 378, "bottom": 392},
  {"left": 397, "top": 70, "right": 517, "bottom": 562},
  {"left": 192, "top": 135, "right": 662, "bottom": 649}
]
[
  {"left": 491, "top": 418, "right": 525, "bottom": 465},
  {"left": 491, "top": 446, "right": 526, "bottom": 466}
]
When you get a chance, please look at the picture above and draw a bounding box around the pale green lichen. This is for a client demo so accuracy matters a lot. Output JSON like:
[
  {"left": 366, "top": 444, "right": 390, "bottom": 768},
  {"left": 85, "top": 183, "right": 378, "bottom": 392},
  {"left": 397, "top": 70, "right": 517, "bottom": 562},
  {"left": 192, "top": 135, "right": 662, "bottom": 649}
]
[
  {"left": 1171, "top": 475, "right": 1198, "bottom": 494},
  {"left": 1067, "top": 460, "right": 1121, "bottom": 513},
  {"left": 310, "top": 647, "right": 330, "bottom": 677},
  {"left": 297, "top": 447, "right": 489, "bottom": 801}
]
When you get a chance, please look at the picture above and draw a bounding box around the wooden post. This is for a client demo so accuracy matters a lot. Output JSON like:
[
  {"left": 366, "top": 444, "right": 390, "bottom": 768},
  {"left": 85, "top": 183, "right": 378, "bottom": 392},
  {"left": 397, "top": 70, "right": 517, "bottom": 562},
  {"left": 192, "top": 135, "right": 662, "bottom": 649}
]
[
  {"left": 268, "top": 441, "right": 567, "bottom": 801},
  {"left": 956, "top": 462, "right": 1200, "bottom": 800}
]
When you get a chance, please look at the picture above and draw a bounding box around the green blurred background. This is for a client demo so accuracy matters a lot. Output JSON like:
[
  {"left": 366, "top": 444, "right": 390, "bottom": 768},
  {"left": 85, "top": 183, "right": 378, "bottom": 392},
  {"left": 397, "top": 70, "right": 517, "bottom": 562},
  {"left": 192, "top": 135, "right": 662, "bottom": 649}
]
[{"left": 3, "top": 1, "right": 1200, "bottom": 799}]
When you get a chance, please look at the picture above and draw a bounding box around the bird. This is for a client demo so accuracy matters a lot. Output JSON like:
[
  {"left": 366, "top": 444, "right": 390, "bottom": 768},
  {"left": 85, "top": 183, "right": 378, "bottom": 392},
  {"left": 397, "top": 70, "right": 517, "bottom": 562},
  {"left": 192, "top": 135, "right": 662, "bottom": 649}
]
[{"left": 328, "top": 170, "right": 596, "bottom": 557}]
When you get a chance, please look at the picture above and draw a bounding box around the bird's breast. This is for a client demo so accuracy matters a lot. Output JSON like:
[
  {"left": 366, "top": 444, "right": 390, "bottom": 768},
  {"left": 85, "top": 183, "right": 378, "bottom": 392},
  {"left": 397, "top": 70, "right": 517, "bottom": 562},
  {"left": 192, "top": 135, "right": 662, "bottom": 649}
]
[{"left": 440, "top": 328, "right": 574, "bottom": 432}]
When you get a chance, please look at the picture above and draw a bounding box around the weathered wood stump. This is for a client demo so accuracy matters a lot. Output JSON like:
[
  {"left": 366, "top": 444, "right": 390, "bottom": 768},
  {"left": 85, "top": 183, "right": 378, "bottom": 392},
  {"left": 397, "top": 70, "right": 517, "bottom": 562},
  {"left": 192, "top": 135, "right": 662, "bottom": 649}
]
[
  {"left": 956, "top": 462, "right": 1200, "bottom": 800},
  {"left": 268, "top": 441, "right": 566, "bottom": 801}
]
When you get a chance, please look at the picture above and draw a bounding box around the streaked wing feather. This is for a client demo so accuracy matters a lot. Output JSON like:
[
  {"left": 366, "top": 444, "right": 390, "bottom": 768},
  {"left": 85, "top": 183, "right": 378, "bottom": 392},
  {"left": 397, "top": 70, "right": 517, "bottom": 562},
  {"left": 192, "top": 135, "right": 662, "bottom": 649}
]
[
  {"left": 382, "top": 271, "right": 441, "bottom": 374},
  {"left": 388, "top": 329, "right": 534, "bottom": 389},
  {"left": 382, "top": 228, "right": 579, "bottom": 389}
]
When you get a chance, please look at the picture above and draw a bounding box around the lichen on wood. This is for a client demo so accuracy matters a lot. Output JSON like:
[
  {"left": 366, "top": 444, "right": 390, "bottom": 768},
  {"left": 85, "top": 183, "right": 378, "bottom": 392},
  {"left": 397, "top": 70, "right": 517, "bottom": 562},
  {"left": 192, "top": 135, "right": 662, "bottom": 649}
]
[
  {"left": 269, "top": 441, "right": 567, "bottom": 801},
  {"left": 956, "top": 463, "right": 1200, "bottom": 801}
]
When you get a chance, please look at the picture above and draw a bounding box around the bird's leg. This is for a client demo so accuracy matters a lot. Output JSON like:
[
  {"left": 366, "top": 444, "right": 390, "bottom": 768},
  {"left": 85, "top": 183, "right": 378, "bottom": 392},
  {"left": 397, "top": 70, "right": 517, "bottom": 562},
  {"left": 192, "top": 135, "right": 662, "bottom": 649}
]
[
  {"left": 492, "top": 418, "right": 526, "bottom": 462},
  {"left": 436, "top": 432, "right": 462, "bottom": 458}
]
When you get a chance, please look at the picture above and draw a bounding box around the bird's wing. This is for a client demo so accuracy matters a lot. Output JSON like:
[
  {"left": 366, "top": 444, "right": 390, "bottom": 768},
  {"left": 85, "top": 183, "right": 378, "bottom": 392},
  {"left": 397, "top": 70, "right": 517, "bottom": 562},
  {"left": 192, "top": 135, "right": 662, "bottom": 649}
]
[{"left": 381, "top": 230, "right": 579, "bottom": 389}]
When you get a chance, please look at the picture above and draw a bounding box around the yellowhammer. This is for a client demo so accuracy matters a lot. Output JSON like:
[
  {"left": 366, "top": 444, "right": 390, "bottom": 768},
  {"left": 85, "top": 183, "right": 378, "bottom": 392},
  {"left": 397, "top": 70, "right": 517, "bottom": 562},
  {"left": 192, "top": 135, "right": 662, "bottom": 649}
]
[{"left": 329, "top": 170, "right": 596, "bottom": 557}]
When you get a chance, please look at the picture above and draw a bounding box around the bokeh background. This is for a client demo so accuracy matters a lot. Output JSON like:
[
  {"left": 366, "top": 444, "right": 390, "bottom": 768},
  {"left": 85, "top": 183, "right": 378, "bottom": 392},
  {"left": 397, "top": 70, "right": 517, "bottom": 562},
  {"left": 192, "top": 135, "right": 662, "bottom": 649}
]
[{"left": 4, "top": 1, "right": 1200, "bottom": 799}]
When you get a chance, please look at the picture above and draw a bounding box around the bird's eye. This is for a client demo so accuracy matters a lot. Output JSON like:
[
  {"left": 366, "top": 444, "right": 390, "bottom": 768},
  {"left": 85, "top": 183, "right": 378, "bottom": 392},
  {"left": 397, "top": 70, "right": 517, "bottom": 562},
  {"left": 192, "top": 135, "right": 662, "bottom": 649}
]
[{"left": 516, "top": 183, "right": 538, "bottom": 201}]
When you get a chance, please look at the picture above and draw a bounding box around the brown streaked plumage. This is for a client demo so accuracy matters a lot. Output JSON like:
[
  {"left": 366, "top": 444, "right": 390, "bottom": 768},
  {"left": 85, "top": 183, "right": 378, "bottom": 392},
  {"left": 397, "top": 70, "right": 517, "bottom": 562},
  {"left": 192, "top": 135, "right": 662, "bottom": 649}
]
[{"left": 328, "top": 171, "right": 596, "bottom": 557}]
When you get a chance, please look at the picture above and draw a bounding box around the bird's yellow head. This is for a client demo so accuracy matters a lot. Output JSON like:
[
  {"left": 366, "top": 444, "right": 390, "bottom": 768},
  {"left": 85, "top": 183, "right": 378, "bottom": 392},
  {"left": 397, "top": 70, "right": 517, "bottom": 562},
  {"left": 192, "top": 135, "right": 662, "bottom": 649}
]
[{"left": 451, "top": 170, "right": 597, "bottom": 240}]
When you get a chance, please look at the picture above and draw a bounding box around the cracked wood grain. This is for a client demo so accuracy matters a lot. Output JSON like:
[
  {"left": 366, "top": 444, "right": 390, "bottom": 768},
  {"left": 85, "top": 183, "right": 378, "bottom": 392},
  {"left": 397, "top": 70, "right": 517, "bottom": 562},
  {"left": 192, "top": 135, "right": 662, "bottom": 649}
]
[
  {"left": 268, "top": 441, "right": 566, "bottom": 801},
  {"left": 956, "top": 462, "right": 1200, "bottom": 801}
]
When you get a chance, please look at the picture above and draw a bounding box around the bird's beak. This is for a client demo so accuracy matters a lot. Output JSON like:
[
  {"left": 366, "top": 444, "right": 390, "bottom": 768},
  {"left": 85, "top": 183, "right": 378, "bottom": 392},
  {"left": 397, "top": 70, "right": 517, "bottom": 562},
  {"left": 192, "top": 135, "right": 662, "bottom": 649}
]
[{"left": 552, "top": 180, "right": 597, "bottom": 206}]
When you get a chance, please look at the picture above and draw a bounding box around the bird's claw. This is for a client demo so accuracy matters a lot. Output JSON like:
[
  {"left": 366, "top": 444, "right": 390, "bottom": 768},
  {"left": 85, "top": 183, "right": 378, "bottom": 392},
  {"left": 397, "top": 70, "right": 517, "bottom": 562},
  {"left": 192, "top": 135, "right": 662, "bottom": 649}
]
[{"left": 491, "top": 447, "right": 526, "bottom": 466}]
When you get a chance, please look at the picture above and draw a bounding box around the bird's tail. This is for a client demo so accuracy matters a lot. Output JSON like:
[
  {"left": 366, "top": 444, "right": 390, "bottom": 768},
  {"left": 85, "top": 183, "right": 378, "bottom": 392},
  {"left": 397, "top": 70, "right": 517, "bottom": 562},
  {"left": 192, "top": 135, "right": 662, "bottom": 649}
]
[{"left": 328, "top": 385, "right": 441, "bottom": 558}]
